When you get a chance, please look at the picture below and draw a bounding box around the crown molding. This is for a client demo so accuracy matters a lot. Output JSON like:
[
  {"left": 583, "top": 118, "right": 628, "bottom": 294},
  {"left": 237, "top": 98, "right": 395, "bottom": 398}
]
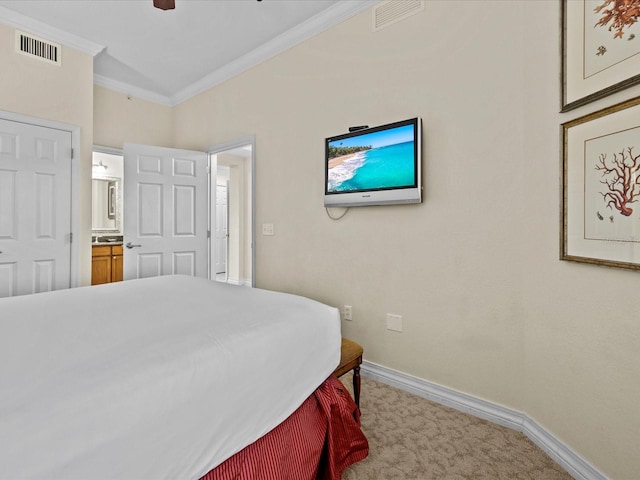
[
  {"left": 170, "top": 0, "right": 377, "bottom": 106},
  {"left": 0, "top": 6, "right": 104, "bottom": 56},
  {"left": 2, "top": 0, "right": 376, "bottom": 106},
  {"left": 93, "top": 74, "right": 174, "bottom": 107}
]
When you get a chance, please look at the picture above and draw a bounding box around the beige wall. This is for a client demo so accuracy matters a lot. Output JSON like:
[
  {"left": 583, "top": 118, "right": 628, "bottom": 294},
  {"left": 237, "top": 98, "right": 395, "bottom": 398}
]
[
  {"left": 93, "top": 85, "right": 174, "bottom": 149},
  {"left": 170, "top": 2, "right": 640, "bottom": 478},
  {"left": 0, "top": 22, "right": 94, "bottom": 285},
  {"left": 6, "top": 0, "right": 639, "bottom": 476}
]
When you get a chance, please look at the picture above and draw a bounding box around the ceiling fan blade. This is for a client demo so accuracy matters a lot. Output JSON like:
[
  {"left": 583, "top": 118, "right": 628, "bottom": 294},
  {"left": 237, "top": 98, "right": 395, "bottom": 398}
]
[{"left": 153, "top": 0, "right": 175, "bottom": 10}]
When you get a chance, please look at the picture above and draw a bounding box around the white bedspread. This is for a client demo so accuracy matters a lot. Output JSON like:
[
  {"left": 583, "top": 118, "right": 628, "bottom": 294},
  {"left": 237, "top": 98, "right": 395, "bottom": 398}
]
[{"left": 0, "top": 275, "right": 341, "bottom": 479}]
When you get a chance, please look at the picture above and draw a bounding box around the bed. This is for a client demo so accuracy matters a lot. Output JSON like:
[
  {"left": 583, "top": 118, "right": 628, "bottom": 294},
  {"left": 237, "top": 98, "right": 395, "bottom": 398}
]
[{"left": 0, "top": 275, "right": 368, "bottom": 479}]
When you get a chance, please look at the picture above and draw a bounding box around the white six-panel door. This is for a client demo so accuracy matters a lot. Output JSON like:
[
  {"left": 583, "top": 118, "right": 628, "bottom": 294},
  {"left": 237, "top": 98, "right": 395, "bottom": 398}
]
[
  {"left": 123, "top": 144, "right": 208, "bottom": 280},
  {"left": 0, "top": 118, "right": 72, "bottom": 297}
]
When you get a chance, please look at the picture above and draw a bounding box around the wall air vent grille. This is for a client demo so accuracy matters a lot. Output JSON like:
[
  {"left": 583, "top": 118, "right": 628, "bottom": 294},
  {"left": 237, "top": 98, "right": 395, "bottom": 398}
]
[
  {"left": 373, "top": 0, "right": 424, "bottom": 32},
  {"left": 15, "top": 31, "right": 61, "bottom": 66}
]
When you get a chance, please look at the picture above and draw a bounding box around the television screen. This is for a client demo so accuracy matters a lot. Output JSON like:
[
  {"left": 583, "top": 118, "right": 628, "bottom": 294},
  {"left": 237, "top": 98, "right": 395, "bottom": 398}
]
[{"left": 324, "top": 117, "right": 422, "bottom": 207}]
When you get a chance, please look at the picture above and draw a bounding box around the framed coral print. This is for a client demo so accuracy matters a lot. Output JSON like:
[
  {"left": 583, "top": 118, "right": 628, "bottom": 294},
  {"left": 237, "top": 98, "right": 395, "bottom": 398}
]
[
  {"left": 562, "top": 96, "right": 640, "bottom": 269},
  {"left": 562, "top": 0, "right": 640, "bottom": 112}
]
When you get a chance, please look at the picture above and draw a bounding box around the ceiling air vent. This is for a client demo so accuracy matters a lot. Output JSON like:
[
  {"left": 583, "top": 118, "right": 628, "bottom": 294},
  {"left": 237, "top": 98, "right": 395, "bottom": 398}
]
[
  {"left": 373, "top": 0, "right": 424, "bottom": 32},
  {"left": 15, "top": 30, "right": 61, "bottom": 66}
]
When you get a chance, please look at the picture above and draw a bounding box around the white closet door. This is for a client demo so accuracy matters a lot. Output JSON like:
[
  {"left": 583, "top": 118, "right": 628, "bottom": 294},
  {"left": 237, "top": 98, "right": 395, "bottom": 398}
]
[
  {"left": 123, "top": 144, "right": 208, "bottom": 280},
  {"left": 0, "top": 118, "right": 72, "bottom": 297}
]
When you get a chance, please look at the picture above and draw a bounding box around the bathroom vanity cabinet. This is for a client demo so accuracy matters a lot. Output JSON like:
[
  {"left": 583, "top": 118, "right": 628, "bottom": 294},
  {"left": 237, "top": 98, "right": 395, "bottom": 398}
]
[{"left": 91, "top": 244, "right": 123, "bottom": 285}]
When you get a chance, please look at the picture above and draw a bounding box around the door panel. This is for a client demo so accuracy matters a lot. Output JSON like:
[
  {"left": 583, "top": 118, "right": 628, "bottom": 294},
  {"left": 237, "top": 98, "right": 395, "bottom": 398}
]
[
  {"left": 0, "top": 170, "right": 17, "bottom": 240},
  {"left": 139, "top": 182, "right": 163, "bottom": 236},
  {"left": 138, "top": 253, "right": 163, "bottom": 278},
  {"left": 123, "top": 144, "right": 208, "bottom": 280},
  {"left": 33, "top": 260, "right": 55, "bottom": 293},
  {"left": 174, "top": 185, "right": 196, "bottom": 235},
  {"left": 0, "top": 118, "right": 72, "bottom": 297},
  {"left": 0, "top": 263, "right": 17, "bottom": 297},
  {"left": 35, "top": 173, "right": 56, "bottom": 238},
  {"left": 173, "top": 251, "right": 196, "bottom": 276}
]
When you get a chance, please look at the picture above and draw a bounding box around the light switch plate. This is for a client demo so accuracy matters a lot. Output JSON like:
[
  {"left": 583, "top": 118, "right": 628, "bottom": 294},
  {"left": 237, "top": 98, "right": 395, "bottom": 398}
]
[
  {"left": 262, "top": 223, "right": 274, "bottom": 236},
  {"left": 386, "top": 313, "right": 403, "bottom": 332}
]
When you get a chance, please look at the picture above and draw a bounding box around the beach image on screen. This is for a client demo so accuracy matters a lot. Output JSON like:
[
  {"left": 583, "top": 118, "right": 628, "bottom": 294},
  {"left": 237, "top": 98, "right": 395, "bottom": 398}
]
[{"left": 327, "top": 124, "right": 415, "bottom": 193}]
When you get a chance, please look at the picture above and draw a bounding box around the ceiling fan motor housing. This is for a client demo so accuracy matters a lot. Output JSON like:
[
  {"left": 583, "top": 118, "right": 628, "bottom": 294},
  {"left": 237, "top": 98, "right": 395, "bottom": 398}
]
[{"left": 153, "top": 0, "right": 175, "bottom": 11}]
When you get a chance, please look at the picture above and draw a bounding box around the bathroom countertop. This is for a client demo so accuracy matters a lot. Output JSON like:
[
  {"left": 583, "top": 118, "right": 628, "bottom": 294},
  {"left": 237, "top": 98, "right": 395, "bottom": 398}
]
[{"left": 92, "top": 236, "right": 123, "bottom": 246}]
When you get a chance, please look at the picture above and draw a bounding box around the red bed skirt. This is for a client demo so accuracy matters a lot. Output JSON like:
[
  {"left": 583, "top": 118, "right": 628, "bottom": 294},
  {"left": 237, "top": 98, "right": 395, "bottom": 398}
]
[{"left": 200, "top": 375, "right": 368, "bottom": 480}]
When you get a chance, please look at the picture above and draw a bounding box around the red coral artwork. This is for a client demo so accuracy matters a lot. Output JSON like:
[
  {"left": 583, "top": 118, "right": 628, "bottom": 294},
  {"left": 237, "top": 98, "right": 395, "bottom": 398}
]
[
  {"left": 595, "top": 147, "right": 640, "bottom": 216},
  {"left": 594, "top": 0, "right": 640, "bottom": 39}
]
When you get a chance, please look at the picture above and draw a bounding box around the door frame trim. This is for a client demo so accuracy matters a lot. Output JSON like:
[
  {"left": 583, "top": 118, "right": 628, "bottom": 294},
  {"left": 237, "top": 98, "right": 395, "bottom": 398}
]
[
  {"left": 94, "top": 145, "right": 123, "bottom": 156},
  {"left": 206, "top": 135, "right": 256, "bottom": 288},
  {"left": 1, "top": 109, "right": 81, "bottom": 289}
]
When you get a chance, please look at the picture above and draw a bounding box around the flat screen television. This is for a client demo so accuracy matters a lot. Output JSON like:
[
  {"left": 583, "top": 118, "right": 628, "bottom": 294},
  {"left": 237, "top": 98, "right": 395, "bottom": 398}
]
[{"left": 324, "top": 117, "right": 422, "bottom": 207}]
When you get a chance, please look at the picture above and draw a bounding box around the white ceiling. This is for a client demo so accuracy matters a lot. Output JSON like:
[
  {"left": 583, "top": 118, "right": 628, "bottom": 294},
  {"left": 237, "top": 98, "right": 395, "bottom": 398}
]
[{"left": 0, "top": 0, "right": 373, "bottom": 106}]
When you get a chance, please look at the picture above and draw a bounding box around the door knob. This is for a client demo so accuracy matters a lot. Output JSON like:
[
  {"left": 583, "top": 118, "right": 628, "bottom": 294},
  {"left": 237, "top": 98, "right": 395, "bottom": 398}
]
[{"left": 125, "top": 242, "right": 142, "bottom": 249}]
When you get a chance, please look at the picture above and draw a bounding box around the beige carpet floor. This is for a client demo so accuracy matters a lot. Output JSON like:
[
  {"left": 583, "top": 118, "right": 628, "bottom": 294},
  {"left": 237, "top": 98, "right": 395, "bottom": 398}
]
[{"left": 341, "top": 375, "right": 573, "bottom": 480}]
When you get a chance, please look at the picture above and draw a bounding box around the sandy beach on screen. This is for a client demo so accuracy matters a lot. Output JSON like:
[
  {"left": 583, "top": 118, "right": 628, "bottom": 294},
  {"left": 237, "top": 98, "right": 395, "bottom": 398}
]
[{"left": 328, "top": 152, "right": 358, "bottom": 169}]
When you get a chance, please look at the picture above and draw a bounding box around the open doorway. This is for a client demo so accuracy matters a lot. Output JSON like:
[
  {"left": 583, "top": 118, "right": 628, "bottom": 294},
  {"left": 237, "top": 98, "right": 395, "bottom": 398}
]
[
  {"left": 214, "top": 166, "right": 229, "bottom": 282},
  {"left": 91, "top": 149, "right": 124, "bottom": 285},
  {"left": 209, "top": 138, "right": 254, "bottom": 287},
  {"left": 94, "top": 140, "right": 254, "bottom": 286}
]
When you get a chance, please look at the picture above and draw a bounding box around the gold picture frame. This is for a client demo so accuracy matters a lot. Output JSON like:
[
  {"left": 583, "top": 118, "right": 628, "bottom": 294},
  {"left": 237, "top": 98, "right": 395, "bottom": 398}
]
[
  {"left": 562, "top": 0, "right": 640, "bottom": 112},
  {"left": 562, "top": 96, "right": 640, "bottom": 269}
]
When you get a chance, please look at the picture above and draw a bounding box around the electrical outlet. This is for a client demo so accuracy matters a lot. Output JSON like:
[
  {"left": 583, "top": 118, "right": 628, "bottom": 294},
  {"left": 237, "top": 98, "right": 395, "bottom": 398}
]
[
  {"left": 344, "top": 305, "right": 353, "bottom": 321},
  {"left": 386, "top": 313, "right": 403, "bottom": 332}
]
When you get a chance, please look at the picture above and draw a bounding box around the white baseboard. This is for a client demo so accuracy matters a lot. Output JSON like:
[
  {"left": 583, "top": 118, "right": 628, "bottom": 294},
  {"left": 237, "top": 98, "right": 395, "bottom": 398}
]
[
  {"left": 224, "top": 277, "right": 252, "bottom": 287},
  {"left": 361, "top": 361, "right": 608, "bottom": 480}
]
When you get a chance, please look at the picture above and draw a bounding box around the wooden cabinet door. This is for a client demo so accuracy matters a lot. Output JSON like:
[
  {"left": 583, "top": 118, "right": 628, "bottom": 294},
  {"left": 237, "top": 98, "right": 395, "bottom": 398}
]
[
  {"left": 111, "top": 252, "right": 123, "bottom": 282},
  {"left": 92, "top": 245, "right": 123, "bottom": 284},
  {"left": 91, "top": 252, "right": 112, "bottom": 285}
]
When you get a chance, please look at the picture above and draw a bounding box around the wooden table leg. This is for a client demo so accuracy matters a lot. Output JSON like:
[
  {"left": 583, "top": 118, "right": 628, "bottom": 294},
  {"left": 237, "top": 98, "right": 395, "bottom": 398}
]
[{"left": 353, "top": 365, "right": 361, "bottom": 407}]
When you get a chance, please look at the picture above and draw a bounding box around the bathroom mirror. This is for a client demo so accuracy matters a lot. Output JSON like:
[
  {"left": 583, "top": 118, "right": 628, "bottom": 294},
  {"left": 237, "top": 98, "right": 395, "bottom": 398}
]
[{"left": 92, "top": 176, "right": 121, "bottom": 234}]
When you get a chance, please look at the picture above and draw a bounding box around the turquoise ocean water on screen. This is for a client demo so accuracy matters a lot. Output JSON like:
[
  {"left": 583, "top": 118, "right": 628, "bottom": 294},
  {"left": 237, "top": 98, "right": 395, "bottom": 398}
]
[{"left": 328, "top": 140, "right": 415, "bottom": 192}]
